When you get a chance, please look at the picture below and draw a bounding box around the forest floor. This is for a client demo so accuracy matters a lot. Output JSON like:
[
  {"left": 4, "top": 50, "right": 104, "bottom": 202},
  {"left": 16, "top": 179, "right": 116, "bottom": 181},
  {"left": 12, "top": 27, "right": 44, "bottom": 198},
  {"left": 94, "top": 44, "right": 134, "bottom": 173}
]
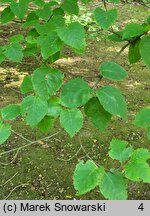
[{"left": 0, "top": 2, "right": 150, "bottom": 199}]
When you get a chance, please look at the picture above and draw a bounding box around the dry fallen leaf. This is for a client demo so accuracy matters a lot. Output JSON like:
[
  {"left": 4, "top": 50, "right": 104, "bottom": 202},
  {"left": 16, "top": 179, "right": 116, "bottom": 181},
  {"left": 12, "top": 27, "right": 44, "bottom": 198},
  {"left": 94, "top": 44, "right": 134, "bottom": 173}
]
[{"left": 38, "top": 140, "right": 45, "bottom": 145}]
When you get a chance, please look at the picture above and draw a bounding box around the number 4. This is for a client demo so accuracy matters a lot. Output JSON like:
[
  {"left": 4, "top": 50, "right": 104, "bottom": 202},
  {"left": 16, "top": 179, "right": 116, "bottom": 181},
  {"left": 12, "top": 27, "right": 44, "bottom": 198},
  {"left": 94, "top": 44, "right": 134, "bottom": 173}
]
[{"left": 138, "top": 203, "right": 144, "bottom": 211}]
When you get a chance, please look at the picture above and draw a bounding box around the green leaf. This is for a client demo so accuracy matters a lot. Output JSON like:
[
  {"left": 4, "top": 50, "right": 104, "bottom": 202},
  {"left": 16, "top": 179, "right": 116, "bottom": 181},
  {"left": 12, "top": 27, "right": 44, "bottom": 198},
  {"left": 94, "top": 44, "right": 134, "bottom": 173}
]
[
  {"left": 32, "top": 67, "right": 64, "bottom": 99},
  {"left": 53, "top": 7, "right": 65, "bottom": 16},
  {"left": 23, "top": 46, "right": 38, "bottom": 57},
  {"left": 99, "top": 171, "right": 128, "bottom": 200},
  {"left": 47, "top": 1, "right": 59, "bottom": 7},
  {"left": 61, "top": 0, "right": 79, "bottom": 15},
  {"left": 26, "top": 29, "right": 39, "bottom": 44},
  {"left": 124, "top": 149, "right": 150, "bottom": 182},
  {"left": 108, "top": 31, "right": 123, "bottom": 42},
  {"left": 94, "top": 8, "right": 118, "bottom": 30},
  {"left": 33, "top": 0, "right": 45, "bottom": 7},
  {"left": 20, "top": 76, "right": 34, "bottom": 94},
  {"left": 51, "top": 14, "right": 65, "bottom": 29},
  {"left": 140, "top": 36, "right": 150, "bottom": 69},
  {"left": 1, "top": 6, "right": 15, "bottom": 24},
  {"left": 109, "top": 139, "right": 133, "bottom": 162},
  {"left": 0, "top": 121, "right": 11, "bottom": 145},
  {"left": 35, "top": 4, "right": 52, "bottom": 21},
  {"left": 23, "top": 12, "right": 39, "bottom": 28},
  {"left": 35, "top": 15, "right": 64, "bottom": 35},
  {"left": 0, "top": 0, "right": 12, "bottom": 2},
  {"left": 96, "top": 86, "right": 127, "bottom": 119},
  {"left": 0, "top": 47, "right": 5, "bottom": 63},
  {"left": 0, "top": 53, "right": 5, "bottom": 63},
  {"left": 60, "top": 78, "right": 93, "bottom": 108},
  {"left": 84, "top": 97, "right": 111, "bottom": 131},
  {"left": 147, "top": 127, "right": 150, "bottom": 140},
  {"left": 1, "top": 104, "right": 21, "bottom": 121},
  {"left": 143, "top": 23, "right": 150, "bottom": 32},
  {"left": 60, "top": 108, "right": 83, "bottom": 137},
  {"left": 147, "top": 16, "right": 150, "bottom": 25},
  {"left": 108, "top": 0, "right": 120, "bottom": 3},
  {"left": 37, "top": 116, "right": 54, "bottom": 133},
  {"left": 10, "top": 0, "right": 29, "bottom": 20},
  {"left": 80, "top": 0, "right": 93, "bottom": 3},
  {"left": 46, "top": 51, "right": 60, "bottom": 64},
  {"left": 4, "top": 43, "right": 23, "bottom": 62},
  {"left": 26, "top": 29, "right": 39, "bottom": 43},
  {"left": 35, "top": 22, "right": 56, "bottom": 35},
  {"left": 47, "top": 97, "right": 62, "bottom": 117},
  {"left": 37, "top": 33, "right": 63, "bottom": 59},
  {"left": 9, "top": 34, "right": 24, "bottom": 43},
  {"left": 57, "top": 22, "right": 85, "bottom": 53},
  {"left": 128, "top": 39, "right": 141, "bottom": 64},
  {"left": 100, "top": 61, "right": 128, "bottom": 81},
  {"left": 73, "top": 160, "right": 105, "bottom": 195},
  {"left": 21, "top": 95, "right": 48, "bottom": 127},
  {"left": 122, "top": 23, "right": 146, "bottom": 40},
  {"left": 134, "top": 108, "right": 150, "bottom": 128}
]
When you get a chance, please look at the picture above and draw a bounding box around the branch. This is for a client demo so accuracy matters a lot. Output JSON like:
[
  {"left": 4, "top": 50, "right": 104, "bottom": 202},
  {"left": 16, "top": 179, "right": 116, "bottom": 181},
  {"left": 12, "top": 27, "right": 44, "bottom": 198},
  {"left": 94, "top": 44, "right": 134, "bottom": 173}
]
[
  {"left": 0, "top": 172, "right": 18, "bottom": 187},
  {"left": 0, "top": 132, "right": 59, "bottom": 157},
  {"left": 92, "top": 75, "right": 103, "bottom": 89},
  {"left": 4, "top": 183, "right": 29, "bottom": 200},
  {"left": 0, "top": 149, "right": 20, "bottom": 166},
  {"left": 114, "top": 42, "right": 130, "bottom": 59},
  {"left": 62, "top": 70, "right": 99, "bottom": 79},
  {"left": 57, "top": 146, "right": 82, "bottom": 162},
  {"left": 11, "top": 129, "right": 33, "bottom": 143},
  {"left": 103, "top": 0, "right": 108, "bottom": 11},
  {"left": 113, "top": 30, "right": 148, "bottom": 60},
  {"left": 78, "top": 134, "right": 99, "bottom": 166},
  {"left": 132, "top": 0, "right": 150, "bottom": 8}
]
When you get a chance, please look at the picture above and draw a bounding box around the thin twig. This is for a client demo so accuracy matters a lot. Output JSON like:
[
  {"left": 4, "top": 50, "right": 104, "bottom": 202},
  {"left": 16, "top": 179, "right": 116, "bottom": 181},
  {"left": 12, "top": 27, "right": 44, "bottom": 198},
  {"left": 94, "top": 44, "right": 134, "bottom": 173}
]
[
  {"left": 110, "top": 26, "right": 122, "bottom": 38},
  {"left": 0, "top": 149, "right": 20, "bottom": 166},
  {"left": 131, "top": 0, "right": 150, "bottom": 8},
  {"left": 57, "top": 146, "right": 82, "bottom": 162},
  {"left": 78, "top": 135, "right": 98, "bottom": 164},
  {"left": 4, "top": 183, "right": 29, "bottom": 200},
  {"left": 57, "top": 134, "right": 97, "bottom": 163},
  {"left": 129, "top": 182, "right": 138, "bottom": 190},
  {"left": 11, "top": 129, "right": 33, "bottom": 143},
  {"left": 62, "top": 70, "right": 98, "bottom": 79},
  {"left": 114, "top": 42, "right": 130, "bottom": 59},
  {"left": 53, "top": 138, "right": 61, "bottom": 143},
  {"left": 0, "top": 172, "right": 18, "bottom": 187},
  {"left": 103, "top": 0, "right": 108, "bottom": 11},
  {"left": 9, "top": 88, "right": 22, "bottom": 95},
  {"left": 92, "top": 75, "right": 103, "bottom": 89},
  {"left": 113, "top": 31, "right": 148, "bottom": 60},
  {"left": 0, "top": 132, "right": 59, "bottom": 157}
]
